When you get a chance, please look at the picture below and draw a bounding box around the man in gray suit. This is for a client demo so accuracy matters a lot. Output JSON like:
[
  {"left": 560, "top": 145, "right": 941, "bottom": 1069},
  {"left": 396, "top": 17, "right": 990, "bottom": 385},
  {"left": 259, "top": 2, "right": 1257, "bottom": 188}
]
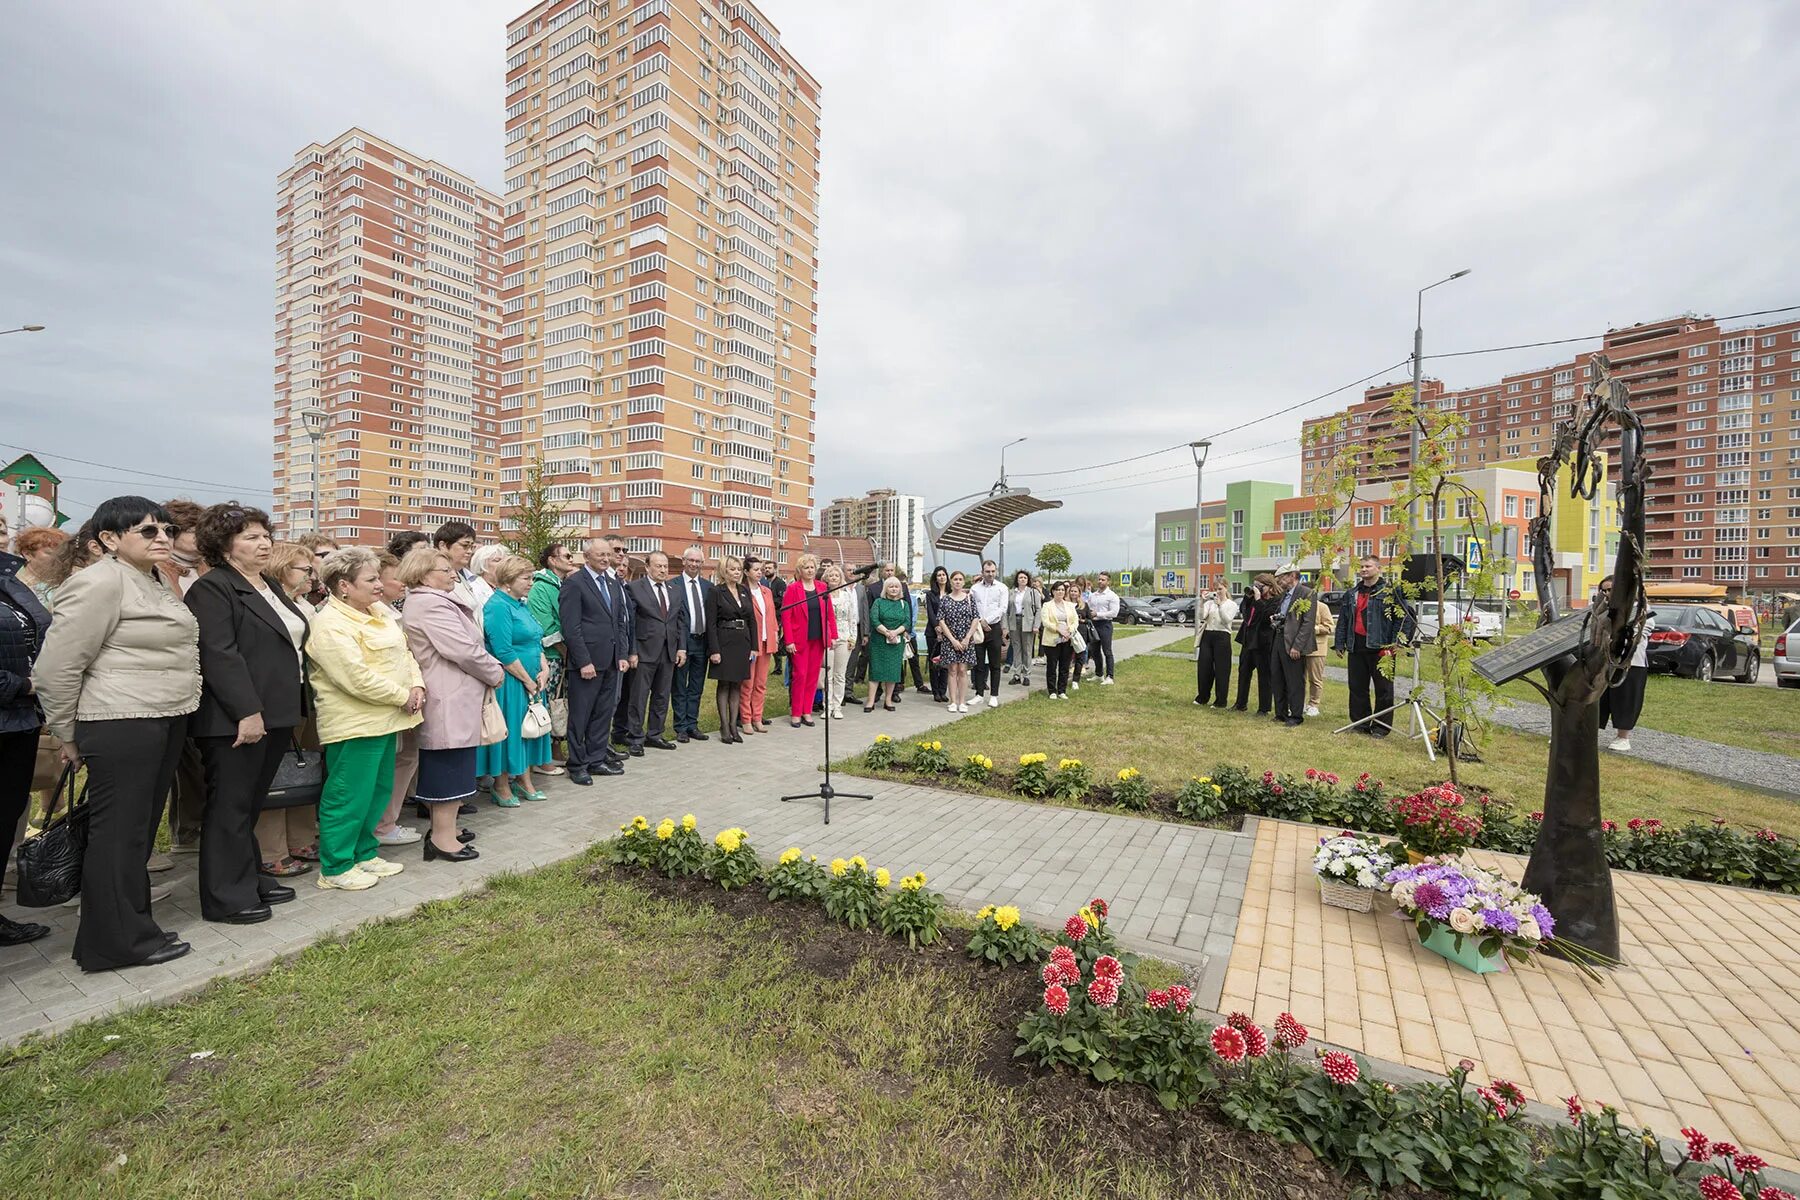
[
  {"left": 1270, "top": 566, "right": 1318, "bottom": 727},
  {"left": 623, "top": 550, "right": 688, "bottom": 753}
]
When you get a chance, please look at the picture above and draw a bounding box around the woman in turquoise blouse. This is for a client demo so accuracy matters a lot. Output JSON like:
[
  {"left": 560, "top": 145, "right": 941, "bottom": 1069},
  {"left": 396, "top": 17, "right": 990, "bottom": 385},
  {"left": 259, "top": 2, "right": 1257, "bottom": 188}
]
[{"left": 478, "top": 556, "right": 554, "bottom": 804}]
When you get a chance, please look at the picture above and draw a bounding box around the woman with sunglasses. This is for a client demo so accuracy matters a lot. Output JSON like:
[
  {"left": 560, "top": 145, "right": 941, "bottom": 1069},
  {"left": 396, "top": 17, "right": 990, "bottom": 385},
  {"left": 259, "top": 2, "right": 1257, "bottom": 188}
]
[{"left": 32, "top": 496, "right": 202, "bottom": 972}]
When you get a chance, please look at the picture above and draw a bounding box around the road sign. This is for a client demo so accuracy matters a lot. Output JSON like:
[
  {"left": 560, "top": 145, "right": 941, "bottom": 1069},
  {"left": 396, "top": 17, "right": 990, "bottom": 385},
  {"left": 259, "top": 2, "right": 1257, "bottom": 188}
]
[
  {"left": 1464, "top": 538, "right": 1485, "bottom": 572},
  {"left": 1118, "top": 571, "right": 1134, "bottom": 587},
  {"left": 1508, "top": 588, "right": 1521, "bottom": 600},
  {"left": 1162, "top": 571, "right": 1181, "bottom": 590}
]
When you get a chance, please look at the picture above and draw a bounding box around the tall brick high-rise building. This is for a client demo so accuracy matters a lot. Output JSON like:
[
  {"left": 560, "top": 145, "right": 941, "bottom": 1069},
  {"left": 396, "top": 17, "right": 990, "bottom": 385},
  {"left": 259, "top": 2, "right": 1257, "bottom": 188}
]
[
  {"left": 272, "top": 129, "right": 505, "bottom": 543},
  {"left": 1301, "top": 314, "right": 1800, "bottom": 589},
  {"left": 498, "top": 0, "right": 820, "bottom": 568}
]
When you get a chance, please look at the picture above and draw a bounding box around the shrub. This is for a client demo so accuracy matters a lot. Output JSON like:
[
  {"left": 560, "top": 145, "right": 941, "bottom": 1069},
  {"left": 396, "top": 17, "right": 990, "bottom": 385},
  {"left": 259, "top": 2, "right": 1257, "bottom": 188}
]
[
  {"left": 764, "top": 847, "right": 829, "bottom": 902},
  {"left": 822, "top": 856, "right": 885, "bottom": 930},
  {"left": 1533, "top": 1099, "right": 1693, "bottom": 1200},
  {"left": 1390, "top": 783, "right": 1483, "bottom": 858},
  {"left": 864, "top": 734, "right": 899, "bottom": 771},
  {"left": 877, "top": 872, "right": 944, "bottom": 947},
  {"left": 911, "top": 739, "right": 951, "bottom": 774},
  {"left": 703, "top": 827, "right": 761, "bottom": 891},
  {"left": 1748, "top": 828, "right": 1800, "bottom": 893},
  {"left": 1014, "top": 752, "right": 1051, "bottom": 797},
  {"left": 966, "top": 904, "right": 1045, "bottom": 966},
  {"left": 653, "top": 814, "right": 707, "bottom": 877},
  {"left": 1208, "top": 763, "right": 1263, "bottom": 810},
  {"left": 1051, "top": 757, "right": 1093, "bottom": 801},
  {"left": 1112, "top": 767, "right": 1151, "bottom": 811},
  {"left": 1253, "top": 771, "right": 1315, "bottom": 822},
  {"left": 1174, "top": 775, "right": 1227, "bottom": 821},
  {"left": 1055, "top": 897, "right": 1126, "bottom": 972},
  {"left": 608, "top": 815, "right": 658, "bottom": 867},
  {"left": 956, "top": 753, "right": 994, "bottom": 784}
]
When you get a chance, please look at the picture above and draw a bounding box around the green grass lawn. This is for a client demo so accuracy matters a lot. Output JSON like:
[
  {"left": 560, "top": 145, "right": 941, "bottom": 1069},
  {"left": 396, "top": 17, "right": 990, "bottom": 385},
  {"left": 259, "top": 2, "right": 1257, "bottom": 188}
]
[
  {"left": 1141, "top": 637, "right": 1797, "bottom": 757},
  {"left": 0, "top": 857, "right": 1287, "bottom": 1200},
  {"left": 838, "top": 655, "right": 1800, "bottom": 836}
]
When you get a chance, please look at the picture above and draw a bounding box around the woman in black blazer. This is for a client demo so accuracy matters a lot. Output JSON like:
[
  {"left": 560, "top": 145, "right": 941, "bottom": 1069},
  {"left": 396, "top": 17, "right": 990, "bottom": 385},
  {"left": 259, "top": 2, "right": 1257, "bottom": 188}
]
[
  {"left": 185, "top": 504, "right": 310, "bottom": 924},
  {"left": 703, "top": 555, "right": 757, "bottom": 744}
]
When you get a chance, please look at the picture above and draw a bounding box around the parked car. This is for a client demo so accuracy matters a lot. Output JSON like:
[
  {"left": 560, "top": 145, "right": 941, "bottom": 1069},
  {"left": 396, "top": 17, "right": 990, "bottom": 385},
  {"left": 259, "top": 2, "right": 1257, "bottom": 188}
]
[
  {"left": 1158, "top": 598, "right": 1196, "bottom": 625},
  {"left": 1117, "top": 597, "right": 1166, "bottom": 626},
  {"left": 1646, "top": 604, "right": 1760, "bottom": 683},
  {"left": 1415, "top": 600, "right": 1502, "bottom": 642},
  {"left": 1776, "top": 619, "right": 1799, "bottom": 689}
]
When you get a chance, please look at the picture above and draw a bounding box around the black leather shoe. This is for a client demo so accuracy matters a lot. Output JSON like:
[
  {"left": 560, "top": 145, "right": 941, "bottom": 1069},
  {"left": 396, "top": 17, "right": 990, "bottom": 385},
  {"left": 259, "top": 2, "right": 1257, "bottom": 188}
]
[
  {"left": 628, "top": 745, "right": 646, "bottom": 757},
  {"left": 259, "top": 884, "right": 297, "bottom": 905},
  {"left": 457, "top": 828, "right": 477, "bottom": 843},
  {"left": 646, "top": 737, "right": 676, "bottom": 750},
  {"left": 686, "top": 730, "right": 709, "bottom": 741},
  {"left": 425, "top": 838, "right": 480, "bottom": 863},
  {"left": 594, "top": 761, "right": 624, "bottom": 776},
  {"left": 568, "top": 768, "right": 593, "bottom": 785},
  {"left": 216, "top": 905, "right": 273, "bottom": 925},
  {"left": 124, "top": 940, "right": 191, "bottom": 970},
  {"left": 0, "top": 915, "right": 50, "bottom": 946},
  {"left": 676, "top": 732, "right": 689, "bottom": 743}
]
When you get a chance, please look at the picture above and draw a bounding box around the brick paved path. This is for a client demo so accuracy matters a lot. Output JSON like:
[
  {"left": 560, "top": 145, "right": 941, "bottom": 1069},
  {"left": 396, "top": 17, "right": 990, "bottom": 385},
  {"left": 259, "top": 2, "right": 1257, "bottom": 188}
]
[{"left": 2, "top": 625, "right": 1257, "bottom": 1046}]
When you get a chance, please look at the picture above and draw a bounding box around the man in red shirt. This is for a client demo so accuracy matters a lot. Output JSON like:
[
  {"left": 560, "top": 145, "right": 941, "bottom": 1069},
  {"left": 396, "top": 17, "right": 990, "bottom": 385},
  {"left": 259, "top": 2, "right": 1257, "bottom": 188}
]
[{"left": 1332, "top": 554, "right": 1415, "bottom": 737}]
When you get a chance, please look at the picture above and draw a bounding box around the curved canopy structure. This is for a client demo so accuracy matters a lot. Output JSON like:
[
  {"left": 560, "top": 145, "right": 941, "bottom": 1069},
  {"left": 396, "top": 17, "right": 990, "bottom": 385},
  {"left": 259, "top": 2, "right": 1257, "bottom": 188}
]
[{"left": 926, "top": 487, "right": 1063, "bottom": 562}]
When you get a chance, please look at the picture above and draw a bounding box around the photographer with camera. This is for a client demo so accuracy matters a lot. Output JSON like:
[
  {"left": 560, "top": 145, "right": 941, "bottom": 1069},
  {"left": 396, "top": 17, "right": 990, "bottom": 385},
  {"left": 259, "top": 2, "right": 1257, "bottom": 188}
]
[{"left": 1192, "top": 583, "right": 1238, "bottom": 707}]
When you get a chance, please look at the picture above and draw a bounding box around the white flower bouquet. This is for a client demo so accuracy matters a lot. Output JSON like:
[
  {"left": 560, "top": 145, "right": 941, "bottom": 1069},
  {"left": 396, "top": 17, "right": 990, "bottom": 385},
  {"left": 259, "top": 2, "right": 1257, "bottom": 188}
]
[{"left": 1312, "top": 832, "right": 1396, "bottom": 911}]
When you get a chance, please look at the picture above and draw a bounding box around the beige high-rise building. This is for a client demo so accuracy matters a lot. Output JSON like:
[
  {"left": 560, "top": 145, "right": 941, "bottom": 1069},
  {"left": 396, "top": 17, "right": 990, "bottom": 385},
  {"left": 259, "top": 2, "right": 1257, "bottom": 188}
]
[
  {"left": 498, "top": 0, "right": 820, "bottom": 567},
  {"left": 273, "top": 128, "right": 505, "bottom": 543}
]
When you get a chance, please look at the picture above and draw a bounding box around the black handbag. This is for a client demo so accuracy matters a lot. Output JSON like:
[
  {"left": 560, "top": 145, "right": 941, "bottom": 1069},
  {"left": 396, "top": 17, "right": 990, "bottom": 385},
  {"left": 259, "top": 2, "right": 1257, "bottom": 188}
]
[
  {"left": 15, "top": 766, "right": 89, "bottom": 908},
  {"left": 265, "top": 736, "right": 325, "bottom": 810}
]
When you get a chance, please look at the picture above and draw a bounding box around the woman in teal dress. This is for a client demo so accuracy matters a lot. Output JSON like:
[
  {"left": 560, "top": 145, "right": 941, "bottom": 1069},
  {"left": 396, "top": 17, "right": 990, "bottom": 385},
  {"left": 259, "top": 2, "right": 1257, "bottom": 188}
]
[
  {"left": 478, "top": 556, "right": 554, "bottom": 804},
  {"left": 864, "top": 576, "right": 911, "bottom": 712}
]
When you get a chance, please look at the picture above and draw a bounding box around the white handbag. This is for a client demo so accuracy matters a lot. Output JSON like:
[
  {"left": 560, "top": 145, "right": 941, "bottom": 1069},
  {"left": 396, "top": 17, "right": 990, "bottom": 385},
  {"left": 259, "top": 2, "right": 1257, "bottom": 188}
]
[
  {"left": 522, "top": 698, "right": 554, "bottom": 741},
  {"left": 1070, "top": 629, "right": 1087, "bottom": 655}
]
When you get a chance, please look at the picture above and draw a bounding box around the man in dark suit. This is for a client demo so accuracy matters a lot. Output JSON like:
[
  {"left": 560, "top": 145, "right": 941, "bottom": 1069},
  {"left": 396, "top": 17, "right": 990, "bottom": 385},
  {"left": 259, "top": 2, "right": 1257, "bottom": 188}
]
[
  {"left": 671, "top": 546, "right": 713, "bottom": 743},
  {"left": 558, "top": 539, "right": 631, "bottom": 784},
  {"left": 623, "top": 550, "right": 688, "bottom": 754},
  {"left": 605, "top": 536, "right": 636, "bottom": 750}
]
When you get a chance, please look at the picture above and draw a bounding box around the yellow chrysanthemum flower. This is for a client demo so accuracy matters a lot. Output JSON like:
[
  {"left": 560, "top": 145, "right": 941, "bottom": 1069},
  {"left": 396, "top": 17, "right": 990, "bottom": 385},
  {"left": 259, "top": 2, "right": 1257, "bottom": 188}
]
[
  {"left": 875, "top": 868, "right": 891, "bottom": 889},
  {"left": 778, "top": 847, "right": 802, "bottom": 866},
  {"left": 1196, "top": 776, "right": 1211, "bottom": 784},
  {"left": 830, "top": 858, "right": 848, "bottom": 877},
  {"left": 714, "top": 828, "right": 744, "bottom": 853},
  {"left": 656, "top": 819, "right": 675, "bottom": 841},
  {"left": 681, "top": 814, "right": 697, "bottom": 832},
  {"left": 1059, "top": 758, "right": 1082, "bottom": 771},
  {"left": 1019, "top": 752, "right": 1047, "bottom": 766},
  {"left": 850, "top": 855, "right": 867, "bottom": 870},
  {"left": 1212, "top": 784, "right": 1223, "bottom": 796},
  {"left": 900, "top": 873, "right": 924, "bottom": 892},
  {"left": 1117, "top": 767, "right": 1140, "bottom": 782},
  {"left": 931, "top": 741, "right": 942, "bottom": 751},
  {"left": 994, "top": 905, "right": 1021, "bottom": 931},
  {"left": 976, "top": 904, "right": 996, "bottom": 921},
  {"left": 1078, "top": 905, "right": 1098, "bottom": 928}
]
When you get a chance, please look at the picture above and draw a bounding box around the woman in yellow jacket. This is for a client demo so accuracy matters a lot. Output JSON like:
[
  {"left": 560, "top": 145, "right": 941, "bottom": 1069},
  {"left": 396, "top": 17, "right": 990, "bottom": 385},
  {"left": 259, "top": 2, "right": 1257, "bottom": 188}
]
[{"left": 305, "top": 548, "right": 424, "bottom": 891}]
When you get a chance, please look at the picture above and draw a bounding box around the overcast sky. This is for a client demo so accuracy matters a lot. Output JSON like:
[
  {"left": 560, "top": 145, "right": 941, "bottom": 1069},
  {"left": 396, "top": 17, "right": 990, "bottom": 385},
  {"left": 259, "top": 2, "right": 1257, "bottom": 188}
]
[{"left": 3, "top": 2, "right": 1796, "bottom": 571}]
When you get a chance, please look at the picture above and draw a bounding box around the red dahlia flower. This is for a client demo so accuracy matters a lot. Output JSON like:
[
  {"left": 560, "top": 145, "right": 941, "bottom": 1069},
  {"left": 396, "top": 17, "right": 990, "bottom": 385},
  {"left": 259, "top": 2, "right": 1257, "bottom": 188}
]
[
  {"left": 1145, "top": 988, "right": 1169, "bottom": 1010},
  {"left": 1759, "top": 1187, "right": 1797, "bottom": 1200},
  {"left": 1210, "top": 1025, "right": 1247, "bottom": 1063},
  {"left": 1227, "top": 1011, "right": 1253, "bottom": 1032},
  {"left": 1043, "top": 984, "right": 1070, "bottom": 1016},
  {"left": 1041, "top": 963, "right": 1061, "bottom": 985},
  {"left": 1565, "top": 1096, "right": 1584, "bottom": 1125},
  {"left": 1320, "top": 1051, "right": 1359, "bottom": 1085},
  {"left": 1089, "top": 897, "right": 1109, "bottom": 918},
  {"left": 1274, "top": 1012, "right": 1308, "bottom": 1050},
  {"left": 1243, "top": 1024, "right": 1269, "bottom": 1058},
  {"left": 1305, "top": 768, "right": 1318, "bottom": 780},
  {"left": 1093, "top": 955, "right": 1123, "bottom": 981},
  {"left": 1680, "top": 1127, "right": 1711, "bottom": 1162},
  {"left": 1697, "top": 1177, "right": 1739, "bottom": 1200},
  {"left": 1087, "top": 976, "right": 1119, "bottom": 1009},
  {"left": 1049, "top": 944, "right": 1075, "bottom": 965},
  {"left": 1712, "top": 1143, "right": 1739, "bottom": 1158},
  {"left": 1057, "top": 958, "right": 1081, "bottom": 986},
  {"left": 1493, "top": 1079, "right": 1526, "bottom": 1107},
  {"left": 1063, "top": 915, "right": 1087, "bottom": 941},
  {"left": 1735, "top": 1153, "right": 1767, "bottom": 1175},
  {"left": 1168, "top": 985, "right": 1192, "bottom": 1013}
]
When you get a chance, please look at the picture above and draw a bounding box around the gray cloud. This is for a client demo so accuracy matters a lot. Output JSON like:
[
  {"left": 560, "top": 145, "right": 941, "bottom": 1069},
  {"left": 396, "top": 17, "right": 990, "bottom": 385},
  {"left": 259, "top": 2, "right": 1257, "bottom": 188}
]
[{"left": 3, "top": 2, "right": 1795, "bottom": 568}]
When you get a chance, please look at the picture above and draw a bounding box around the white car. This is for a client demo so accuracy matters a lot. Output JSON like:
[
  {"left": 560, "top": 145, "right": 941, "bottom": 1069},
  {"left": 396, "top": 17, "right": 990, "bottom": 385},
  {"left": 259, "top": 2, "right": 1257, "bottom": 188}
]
[
  {"left": 1778, "top": 619, "right": 1799, "bottom": 689},
  {"left": 1415, "top": 600, "right": 1502, "bottom": 642}
]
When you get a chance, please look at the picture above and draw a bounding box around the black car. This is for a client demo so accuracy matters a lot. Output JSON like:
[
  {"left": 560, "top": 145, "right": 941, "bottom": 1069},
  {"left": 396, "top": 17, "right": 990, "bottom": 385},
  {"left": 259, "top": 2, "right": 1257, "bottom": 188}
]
[
  {"left": 1158, "top": 598, "right": 1196, "bottom": 625},
  {"left": 1645, "top": 604, "right": 1760, "bottom": 683},
  {"left": 1117, "top": 597, "right": 1166, "bottom": 626}
]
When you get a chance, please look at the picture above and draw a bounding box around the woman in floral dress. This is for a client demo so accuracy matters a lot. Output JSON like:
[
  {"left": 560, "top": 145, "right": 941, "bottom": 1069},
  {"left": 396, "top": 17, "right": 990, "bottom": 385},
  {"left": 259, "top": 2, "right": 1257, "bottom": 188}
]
[{"left": 933, "top": 570, "right": 979, "bottom": 713}]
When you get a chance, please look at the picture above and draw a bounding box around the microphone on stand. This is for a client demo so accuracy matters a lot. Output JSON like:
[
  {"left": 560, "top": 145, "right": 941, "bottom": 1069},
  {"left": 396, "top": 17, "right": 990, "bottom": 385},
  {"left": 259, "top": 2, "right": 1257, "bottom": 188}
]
[{"left": 851, "top": 563, "right": 880, "bottom": 579}]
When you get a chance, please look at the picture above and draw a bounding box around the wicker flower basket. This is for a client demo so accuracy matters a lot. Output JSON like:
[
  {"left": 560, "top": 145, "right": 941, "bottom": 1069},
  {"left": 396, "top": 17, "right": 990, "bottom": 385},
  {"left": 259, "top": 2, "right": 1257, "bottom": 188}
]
[{"left": 1317, "top": 877, "right": 1376, "bottom": 913}]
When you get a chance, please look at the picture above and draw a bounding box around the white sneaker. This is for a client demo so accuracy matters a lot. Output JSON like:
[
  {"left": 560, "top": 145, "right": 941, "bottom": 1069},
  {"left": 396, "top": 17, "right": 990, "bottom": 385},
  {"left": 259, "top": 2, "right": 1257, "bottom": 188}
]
[
  {"left": 1607, "top": 738, "right": 1632, "bottom": 753},
  {"left": 1304, "top": 705, "right": 1320, "bottom": 718},
  {"left": 1070, "top": 680, "right": 1080, "bottom": 691},
  {"left": 1103, "top": 677, "right": 1115, "bottom": 686},
  {"left": 317, "top": 867, "right": 378, "bottom": 891},
  {"left": 957, "top": 703, "right": 969, "bottom": 713},
  {"left": 356, "top": 856, "right": 405, "bottom": 877},
  {"left": 987, "top": 696, "right": 999, "bottom": 708},
  {"left": 376, "top": 826, "right": 422, "bottom": 846}
]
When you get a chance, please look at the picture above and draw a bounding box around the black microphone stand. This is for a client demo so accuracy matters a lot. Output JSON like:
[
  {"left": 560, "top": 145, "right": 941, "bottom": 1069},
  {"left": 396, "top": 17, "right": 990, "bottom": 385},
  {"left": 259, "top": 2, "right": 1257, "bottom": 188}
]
[{"left": 777, "top": 566, "right": 879, "bottom": 825}]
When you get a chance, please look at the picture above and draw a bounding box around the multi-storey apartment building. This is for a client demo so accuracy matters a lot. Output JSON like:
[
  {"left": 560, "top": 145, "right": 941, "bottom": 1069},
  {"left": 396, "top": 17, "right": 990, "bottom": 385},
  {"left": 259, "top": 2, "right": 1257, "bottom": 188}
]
[
  {"left": 1151, "top": 481, "right": 1298, "bottom": 593},
  {"left": 818, "top": 489, "right": 926, "bottom": 579},
  {"left": 497, "top": 0, "right": 820, "bottom": 569},
  {"left": 1301, "top": 314, "right": 1800, "bottom": 590},
  {"left": 272, "top": 129, "right": 505, "bottom": 543}
]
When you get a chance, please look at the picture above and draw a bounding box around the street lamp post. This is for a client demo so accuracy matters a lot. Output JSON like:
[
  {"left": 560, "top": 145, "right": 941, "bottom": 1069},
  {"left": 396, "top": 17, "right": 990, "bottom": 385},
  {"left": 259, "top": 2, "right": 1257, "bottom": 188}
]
[
  {"left": 0, "top": 325, "right": 46, "bottom": 336},
  {"left": 997, "top": 436, "right": 1027, "bottom": 576},
  {"left": 1189, "top": 439, "right": 1211, "bottom": 606},
  {"left": 1409, "top": 270, "right": 1472, "bottom": 505},
  {"left": 298, "top": 405, "right": 328, "bottom": 536}
]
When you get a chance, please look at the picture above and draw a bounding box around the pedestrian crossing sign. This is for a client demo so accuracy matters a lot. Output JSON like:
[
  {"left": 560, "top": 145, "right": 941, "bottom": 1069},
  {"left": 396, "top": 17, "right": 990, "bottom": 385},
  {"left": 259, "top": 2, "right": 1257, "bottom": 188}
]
[
  {"left": 1464, "top": 538, "right": 1485, "bottom": 571},
  {"left": 1118, "top": 571, "right": 1134, "bottom": 587}
]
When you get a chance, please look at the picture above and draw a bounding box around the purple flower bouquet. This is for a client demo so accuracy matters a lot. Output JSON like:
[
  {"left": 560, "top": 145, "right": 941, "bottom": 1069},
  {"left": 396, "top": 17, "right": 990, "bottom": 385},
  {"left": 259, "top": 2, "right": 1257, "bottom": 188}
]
[{"left": 1382, "top": 861, "right": 1554, "bottom": 969}]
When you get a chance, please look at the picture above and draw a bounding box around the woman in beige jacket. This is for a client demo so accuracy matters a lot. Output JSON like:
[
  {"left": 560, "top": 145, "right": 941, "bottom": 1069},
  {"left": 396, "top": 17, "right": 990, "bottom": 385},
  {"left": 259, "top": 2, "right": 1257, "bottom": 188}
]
[{"left": 32, "top": 497, "right": 202, "bottom": 973}]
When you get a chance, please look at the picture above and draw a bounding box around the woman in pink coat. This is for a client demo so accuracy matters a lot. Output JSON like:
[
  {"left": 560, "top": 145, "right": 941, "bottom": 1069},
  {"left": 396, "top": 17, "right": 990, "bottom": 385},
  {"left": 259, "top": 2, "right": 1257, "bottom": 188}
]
[
  {"left": 397, "top": 547, "right": 503, "bottom": 863},
  {"left": 778, "top": 553, "right": 835, "bottom": 728}
]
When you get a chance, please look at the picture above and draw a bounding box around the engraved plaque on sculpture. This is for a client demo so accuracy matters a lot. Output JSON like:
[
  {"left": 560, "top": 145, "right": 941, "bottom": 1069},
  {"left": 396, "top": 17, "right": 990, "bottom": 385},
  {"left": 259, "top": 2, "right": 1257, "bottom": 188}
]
[{"left": 1471, "top": 610, "right": 1591, "bottom": 686}]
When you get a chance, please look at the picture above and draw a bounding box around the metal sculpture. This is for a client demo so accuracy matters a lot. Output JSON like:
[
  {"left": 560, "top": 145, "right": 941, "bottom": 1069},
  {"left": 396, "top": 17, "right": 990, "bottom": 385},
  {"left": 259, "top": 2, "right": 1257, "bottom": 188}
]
[{"left": 1518, "top": 353, "right": 1647, "bottom": 960}]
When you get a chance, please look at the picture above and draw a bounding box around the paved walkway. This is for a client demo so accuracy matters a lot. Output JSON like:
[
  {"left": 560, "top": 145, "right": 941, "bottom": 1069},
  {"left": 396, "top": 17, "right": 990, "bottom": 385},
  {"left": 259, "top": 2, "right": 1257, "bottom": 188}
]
[
  {"left": 1220, "top": 818, "right": 1800, "bottom": 1172},
  {"left": 1146, "top": 649, "right": 1797, "bottom": 796},
  {"left": 2, "top": 624, "right": 1256, "bottom": 1046}
]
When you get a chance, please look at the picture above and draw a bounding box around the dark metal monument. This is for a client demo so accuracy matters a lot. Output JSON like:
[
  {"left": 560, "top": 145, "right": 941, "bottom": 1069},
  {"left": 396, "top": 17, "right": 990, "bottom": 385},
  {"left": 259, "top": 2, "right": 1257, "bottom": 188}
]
[{"left": 1482, "top": 355, "right": 1646, "bottom": 960}]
